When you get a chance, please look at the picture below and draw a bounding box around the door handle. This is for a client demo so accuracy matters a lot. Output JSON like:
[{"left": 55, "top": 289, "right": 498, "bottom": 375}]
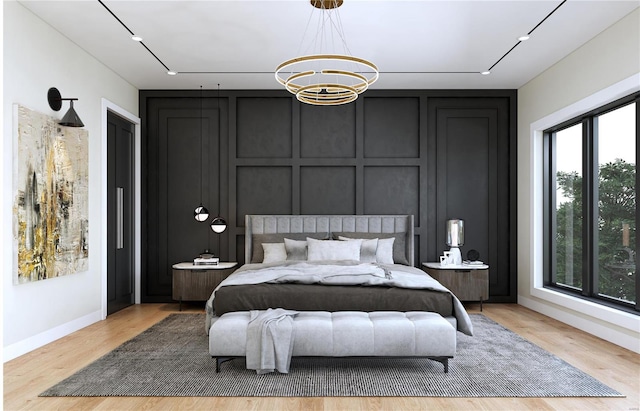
[{"left": 116, "top": 187, "right": 124, "bottom": 249}]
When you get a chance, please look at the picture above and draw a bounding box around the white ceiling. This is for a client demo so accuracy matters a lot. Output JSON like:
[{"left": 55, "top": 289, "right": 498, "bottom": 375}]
[{"left": 17, "top": 0, "right": 640, "bottom": 90}]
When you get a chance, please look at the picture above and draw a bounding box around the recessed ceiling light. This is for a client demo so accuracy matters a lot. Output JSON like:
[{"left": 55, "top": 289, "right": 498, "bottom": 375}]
[
  {"left": 167, "top": 71, "right": 177, "bottom": 76},
  {"left": 131, "top": 35, "right": 143, "bottom": 42},
  {"left": 481, "top": 71, "right": 491, "bottom": 76},
  {"left": 518, "top": 35, "right": 530, "bottom": 41}
]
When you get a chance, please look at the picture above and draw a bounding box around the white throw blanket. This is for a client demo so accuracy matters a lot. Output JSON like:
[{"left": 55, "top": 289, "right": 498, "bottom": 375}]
[
  {"left": 205, "top": 261, "right": 474, "bottom": 336},
  {"left": 246, "top": 308, "right": 298, "bottom": 374}
]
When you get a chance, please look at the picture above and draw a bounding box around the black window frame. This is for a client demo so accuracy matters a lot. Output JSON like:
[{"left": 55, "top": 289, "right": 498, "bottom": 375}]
[{"left": 543, "top": 92, "right": 640, "bottom": 315}]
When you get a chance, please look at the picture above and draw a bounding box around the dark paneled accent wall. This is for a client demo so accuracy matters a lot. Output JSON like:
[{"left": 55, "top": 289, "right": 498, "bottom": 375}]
[
  {"left": 140, "top": 89, "right": 517, "bottom": 303},
  {"left": 141, "top": 92, "right": 229, "bottom": 302}
]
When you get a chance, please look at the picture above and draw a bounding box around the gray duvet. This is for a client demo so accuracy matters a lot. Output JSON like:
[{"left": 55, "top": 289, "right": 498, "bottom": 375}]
[{"left": 205, "top": 260, "right": 474, "bottom": 336}]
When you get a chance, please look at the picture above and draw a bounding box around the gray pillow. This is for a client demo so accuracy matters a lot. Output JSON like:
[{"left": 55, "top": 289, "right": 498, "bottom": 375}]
[
  {"left": 332, "top": 232, "right": 409, "bottom": 265},
  {"left": 251, "top": 232, "right": 328, "bottom": 263},
  {"left": 284, "top": 238, "right": 308, "bottom": 261}
]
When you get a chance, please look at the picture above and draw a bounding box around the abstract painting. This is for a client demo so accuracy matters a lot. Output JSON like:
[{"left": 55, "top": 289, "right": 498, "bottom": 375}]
[{"left": 13, "top": 104, "right": 89, "bottom": 284}]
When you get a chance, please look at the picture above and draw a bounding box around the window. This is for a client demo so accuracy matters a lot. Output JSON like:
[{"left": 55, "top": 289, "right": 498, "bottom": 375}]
[
  {"left": 544, "top": 93, "right": 639, "bottom": 314},
  {"left": 553, "top": 123, "right": 584, "bottom": 291}
]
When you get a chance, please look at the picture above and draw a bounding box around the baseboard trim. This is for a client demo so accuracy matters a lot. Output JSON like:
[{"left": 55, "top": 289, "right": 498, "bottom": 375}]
[
  {"left": 518, "top": 295, "right": 640, "bottom": 354},
  {"left": 3, "top": 310, "right": 102, "bottom": 363}
]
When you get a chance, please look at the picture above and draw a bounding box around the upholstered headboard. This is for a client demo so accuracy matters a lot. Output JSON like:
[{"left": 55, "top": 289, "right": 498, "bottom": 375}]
[{"left": 245, "top": 215, "right": 414, "bottom": 266}]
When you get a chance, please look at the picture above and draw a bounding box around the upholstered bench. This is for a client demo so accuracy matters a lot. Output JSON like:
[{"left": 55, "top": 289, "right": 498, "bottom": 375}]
[{"left": 209, "top": 311, "right": 457, "bottom": 373}]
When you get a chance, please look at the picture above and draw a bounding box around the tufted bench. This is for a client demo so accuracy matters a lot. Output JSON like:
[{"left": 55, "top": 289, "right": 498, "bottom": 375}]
[{"left": 209, "top": 311, "right": 457, "bottom": 373}]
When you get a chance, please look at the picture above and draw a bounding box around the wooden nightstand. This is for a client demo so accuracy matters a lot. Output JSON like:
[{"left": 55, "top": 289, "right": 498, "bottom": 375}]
[
  {"left": 172, "top": 262, "right": 238, "bottom": 310},
  {"left": 422, "top": 262, "right": 489, "bottom": 311}
]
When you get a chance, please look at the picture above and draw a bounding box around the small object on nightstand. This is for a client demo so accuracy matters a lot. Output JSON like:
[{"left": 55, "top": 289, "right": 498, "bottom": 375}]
[
  {"left": 194, "top": 256, "right": 219, "bottom": 265},
  {"left": 463, "top": 260, "right": 484, "bottom": 266},
  {"left": 194, "top": 249, "right": 219, "bottom": 265}
]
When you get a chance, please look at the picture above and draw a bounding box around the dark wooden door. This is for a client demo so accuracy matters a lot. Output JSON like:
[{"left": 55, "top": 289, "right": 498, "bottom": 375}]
[{"left": 107, "top": 111, "right": 135, "bottom": 314}]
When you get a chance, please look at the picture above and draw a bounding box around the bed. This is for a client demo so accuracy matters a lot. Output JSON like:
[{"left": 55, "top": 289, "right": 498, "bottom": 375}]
[{"left": 205, "top": 215, "right": 473, "bottom": 373}]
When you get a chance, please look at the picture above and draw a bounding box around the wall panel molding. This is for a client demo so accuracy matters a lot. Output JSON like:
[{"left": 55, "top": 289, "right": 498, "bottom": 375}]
[{"left": 140, "top": 89, "right": 517, "bottom": 302}]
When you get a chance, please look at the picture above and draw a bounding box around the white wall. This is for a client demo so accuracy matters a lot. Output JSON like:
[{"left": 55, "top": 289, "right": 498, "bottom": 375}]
[
  {"left": 518, "top": 8, "right": 640, "bottom": 353},
  {"left": 2, "top": 1, "right": 138, "bottom": 361}
]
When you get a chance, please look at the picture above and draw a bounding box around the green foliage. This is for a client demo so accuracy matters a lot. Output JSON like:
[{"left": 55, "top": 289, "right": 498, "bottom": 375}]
[
  {"left": 555, "top": 159, "right": 636, "bottom": 303},
  {"left": 555, "top": 171, "right": 583, "bottom": 289}
]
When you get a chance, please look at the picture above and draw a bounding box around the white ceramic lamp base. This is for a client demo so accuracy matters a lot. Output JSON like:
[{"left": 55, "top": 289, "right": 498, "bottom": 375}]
[{"left": 447, "top": 247, "right": 462, "bottom": 265}]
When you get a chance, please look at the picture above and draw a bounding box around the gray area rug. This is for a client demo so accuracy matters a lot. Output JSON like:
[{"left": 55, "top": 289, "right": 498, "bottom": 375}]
[{"left": 40, "top": 313, "right": 623, "bottom": 397}]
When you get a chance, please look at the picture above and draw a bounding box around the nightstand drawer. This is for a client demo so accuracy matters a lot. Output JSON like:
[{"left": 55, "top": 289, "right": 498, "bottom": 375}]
[
  {"left": 422, "top": 262, "right": 489, "bottom": 307},
  {"left": 426, "top": 268, "right": 488, "bottom": 301}
]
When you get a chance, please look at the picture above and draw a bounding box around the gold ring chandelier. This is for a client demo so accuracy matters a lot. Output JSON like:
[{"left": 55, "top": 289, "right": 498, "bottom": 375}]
[{"left": 275, "top": 0, "right": 379, "bottom": 106}]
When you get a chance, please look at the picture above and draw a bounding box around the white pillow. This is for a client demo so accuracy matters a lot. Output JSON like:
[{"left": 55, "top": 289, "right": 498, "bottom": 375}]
[
  {"left": 376, "top": 237, "right": 395, "bottom": 264},
  {"left": 306, "top": 237, "right": 362, "bottom": 261},
  {"left": 338, "top": 236, "right": 378, "bottom": 263},
  {"left": 262, "top": 243, "right": 287, "bottom": 264}
]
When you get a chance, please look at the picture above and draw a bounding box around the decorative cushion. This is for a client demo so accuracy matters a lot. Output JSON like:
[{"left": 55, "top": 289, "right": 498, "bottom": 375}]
[
  {"left": 333, "top": 232, "right": 409, "bottom": 265},
  {"left": 338, "top": 236, "right": 378, "bottom": 263},
  {"left": 261, "top": 243, "right": 287, "bottom": 264},
  {"left": 306, "top": 238, "right": 362, "bottom": 261},
  {"left": 251, "top": 233, "right": 328, "bottom": 263}
]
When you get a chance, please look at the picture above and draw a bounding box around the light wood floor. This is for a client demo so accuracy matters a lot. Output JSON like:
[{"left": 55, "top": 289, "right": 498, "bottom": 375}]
[{"left": 4, "top": 303, "right": 639, "bottom": 411}]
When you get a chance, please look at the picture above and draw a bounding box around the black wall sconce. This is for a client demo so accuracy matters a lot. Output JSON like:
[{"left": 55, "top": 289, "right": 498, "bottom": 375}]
[{"left": 47, "top": 87, "right": 84, "bottom": 127}]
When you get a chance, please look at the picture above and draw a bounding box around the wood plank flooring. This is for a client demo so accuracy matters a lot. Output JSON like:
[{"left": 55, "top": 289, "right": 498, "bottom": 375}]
[{"left": 4, "top": 303, "right": 639, "bottom": 410}]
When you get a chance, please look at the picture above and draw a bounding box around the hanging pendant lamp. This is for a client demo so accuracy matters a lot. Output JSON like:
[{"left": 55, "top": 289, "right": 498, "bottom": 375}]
[
  {"left": 194, "top": 85, "right": 209, "bottom": 222},
  {"left": 194, "top": 205, "right": 209, "bottom": 222},
  {"left": 209, "top": 84, "right": 227, "bottom": 260},
  {"left": 210, "top": 216, "right": 227, "bottom": 234},
  {"left": 209, "top": 84, "right": 226, "bottom": 235}
]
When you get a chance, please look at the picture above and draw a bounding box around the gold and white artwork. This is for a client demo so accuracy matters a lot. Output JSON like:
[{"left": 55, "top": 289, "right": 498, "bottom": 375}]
[{"left": 13, "top": 104, "right": 89, "bottom": 284}]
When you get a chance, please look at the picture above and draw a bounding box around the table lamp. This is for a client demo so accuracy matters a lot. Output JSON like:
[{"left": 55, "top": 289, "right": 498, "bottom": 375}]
[{"left": 446, "top": 219, "right": 464, "bottom": 265}]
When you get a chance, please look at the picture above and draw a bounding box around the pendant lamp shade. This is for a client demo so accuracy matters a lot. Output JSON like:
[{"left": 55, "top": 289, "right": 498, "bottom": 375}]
[
  {"left": 194, "top": 205, "right": 209, "bottom": 222},
  {"left": 210, "top": 216, "right": 227, "bottom": 234}
]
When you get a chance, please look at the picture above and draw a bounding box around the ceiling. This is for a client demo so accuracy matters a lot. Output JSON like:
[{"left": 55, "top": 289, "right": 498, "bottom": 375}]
[{"left": 17, "top": 0, "right": 639, "bottom": 91}]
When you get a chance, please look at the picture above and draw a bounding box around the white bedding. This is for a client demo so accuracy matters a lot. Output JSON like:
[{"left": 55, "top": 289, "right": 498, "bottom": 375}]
[{"left": 205, "top": 260, "right": 474, "bottom": 336}]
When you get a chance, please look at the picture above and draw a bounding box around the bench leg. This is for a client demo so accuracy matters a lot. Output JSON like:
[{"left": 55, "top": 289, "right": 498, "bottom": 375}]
[
  {"left": 214, "top": 356, "right": 235, "bottom": 373},
  {"left": 427, "top": 356, "right": 450, "bottom": 373}
]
